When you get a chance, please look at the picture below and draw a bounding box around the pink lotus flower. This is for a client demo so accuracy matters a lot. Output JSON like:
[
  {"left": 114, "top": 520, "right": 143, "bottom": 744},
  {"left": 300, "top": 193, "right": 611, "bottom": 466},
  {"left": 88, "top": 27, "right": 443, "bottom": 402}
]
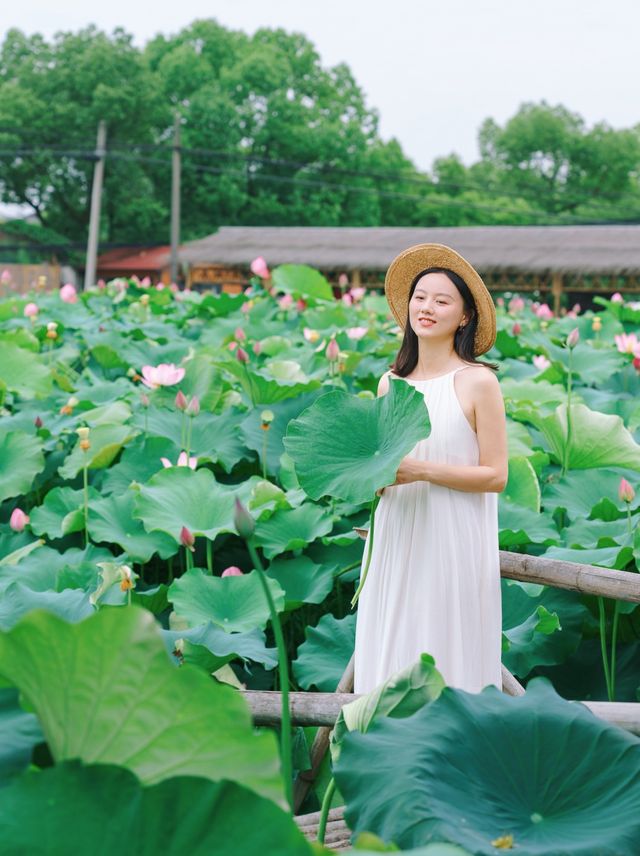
[
  {"left": 533, "top": 355, "right": 551, "bottom": 371},
  {"left": 235, "top": 326, "right": 246, "bottom": 342},
  {"left": 278, "top": 293, "right": 293, "bottom": 309},
  {"left": 228, "top": 340, "right": 238, "bottom": 351},
  {"left": 241, "top": 300, "right": 252, "bottom": 314},
  {"left": 508, "top": 297, "right": 525, "bottom": 314},
  {"left": 338, "top": 273, "right": 349, "bottom": 288},
  {"left": 535, "top": 303, "right": 553, "bottom": 319},
  {"left": 180, "top": 526, "right": 195, "bottom": 551},
  {"left": 571, "top": 303, "right": 581, "bottom": 315},
  {"left": 326, "top": 337, "right": 340, "bottom": 362},
  {"left": 349, "top": 286, "right": 366, "bottom": 302},
  {"left": 250, "top": 257, "right": 270, "bottom": 279},
  {"left": 221, "top": 565, "right": 244, "bottom": 577},
  {"left": 59, "top": 283, "right": 78, "bottom": 304},
  {"left": 346, "top": 326, "right": 368, "bottom": 340},
  {"left": 185, "top": 395, "right": 200, "bottom": 417},
  {"left": 611, "top": 292, "right": 624, "bottom": 303},
  {"left": 618, "top": 477, "right": 635, "bottom": 504},
  {"left": 566, "top": 328, "right": 580, "bottom": 349},
  {"left": 10, "top": 508, "right": 29, "bottom": 532},
  {"left": 236, "top": 347, "right": 249, "bottom": 364},
  {"left": 496, "top": 297, "right": 505, "bottom": 307},
  {"left": 161, "top": 451, "right": 197, "bottom": 469},
  {"left": 140, "top": 276, "right": 151, "bottom": 288},
  {"left": 97, "top": 279, "right": 106, "bottom": 289},
  {"left": 512, "top": 322, "right": 522, "bottom": 335},
  {"left": 141, "top": 363, "right": 185, "bottom": 389},
  {"left": 296, "top": 298, "right": 307, "bottom": 311},
  {"left": 23, "top": 302, "right": 39, "bottom": 318},
  {"left": 1, "top": 269, "right": 11, "bottom": 284},
  {"left": 342, "top": 293, "right": 353, "bottom": 306},
  {"left": 614, "top": 333, "right": 639, "bottom": 355}
]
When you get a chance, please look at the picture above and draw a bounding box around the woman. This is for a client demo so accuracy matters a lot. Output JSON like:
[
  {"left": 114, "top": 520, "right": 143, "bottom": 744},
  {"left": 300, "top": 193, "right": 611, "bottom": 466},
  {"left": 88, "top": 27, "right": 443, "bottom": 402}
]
[{"left": 353, "top": 243, "right": 508, "bottom": 694}]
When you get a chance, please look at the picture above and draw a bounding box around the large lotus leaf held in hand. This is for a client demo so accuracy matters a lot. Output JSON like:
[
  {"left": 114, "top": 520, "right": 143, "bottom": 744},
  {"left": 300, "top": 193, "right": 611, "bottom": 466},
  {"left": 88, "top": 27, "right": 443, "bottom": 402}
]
[{"left": 284, "top": 378, "right": 431, "bottom": 504}]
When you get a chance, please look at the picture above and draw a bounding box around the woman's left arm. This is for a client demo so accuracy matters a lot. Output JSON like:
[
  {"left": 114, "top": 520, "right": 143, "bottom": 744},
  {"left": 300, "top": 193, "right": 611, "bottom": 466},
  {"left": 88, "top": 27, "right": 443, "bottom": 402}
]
[{"left": 392, "top": 371, "right": 508, "bottom": 493}]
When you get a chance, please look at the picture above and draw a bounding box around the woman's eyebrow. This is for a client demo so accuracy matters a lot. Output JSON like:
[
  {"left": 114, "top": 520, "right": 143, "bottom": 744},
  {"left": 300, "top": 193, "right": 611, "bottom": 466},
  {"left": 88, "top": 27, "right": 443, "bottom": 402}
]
[{"left": 414, "top": 290, "right": 453, "bottom": 298}]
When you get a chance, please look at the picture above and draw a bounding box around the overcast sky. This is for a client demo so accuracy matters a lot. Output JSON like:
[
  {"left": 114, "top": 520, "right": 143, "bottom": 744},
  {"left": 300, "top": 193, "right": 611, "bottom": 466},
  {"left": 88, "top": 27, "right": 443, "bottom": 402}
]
[{"left": 2, "top": 0, "right": 639, "bottom": 171}]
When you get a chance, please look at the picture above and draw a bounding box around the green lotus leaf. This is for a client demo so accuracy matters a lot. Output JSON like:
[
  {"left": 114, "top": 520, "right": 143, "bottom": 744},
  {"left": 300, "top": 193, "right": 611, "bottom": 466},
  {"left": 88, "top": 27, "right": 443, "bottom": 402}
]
[
  {"left": 0, "top": 607, "right": 284, "bottom": 805},
  {"left": 256, "top": 335, "right": 292, "bottom": 356},
  {"left": 30, "top": 486, "right": 99, "bottom": 539},
  {"left": 88, "top": 490, "right": 177, "bottom": 563},
  {"left": 58, "top": 423, "right": 137, "bottom": 479},
  {"left": 501, "top": 377, "right": 567, "bottom": 410},
  {"left": 1, "top": 762, "right": 313, "bottom": 855},
  {"left": 266, "top": 555, "right": 335, "bottom": 610},
  {"left": 502, "top": 582, "right": 589, "bottom": 677},
  {"left": 542, "top": 468, "right": 638, "bottom": 521},
  {"left": 240, "top": 392, "right": 321, "bottom": 475},
  {"left": 223, "top": 358, "right": 322, "bottom": 404},
  {"left": 132, "top": 407, "right": 252, "bottom": 472},
  {"left": 162, "top": 623, "right": 277, "bottom": 670},
  {"left": 200, "top": 290, "right": 246, "bottom": 316},
  {"left": 80, "top": 400, "right": 132, "bottom": 426},
  {"left": 133, "top": 467, "right": 236, "bottom": 542},
  {"left": 0, "top": 584, "right": 93, "bottom": 630},
  {"left": 330, "top": 654, "right": 445, "bottom": 765},
  {"left": 0, "top": 431, "right": 45, "bottom": 504},
  {"left": 503, "top": 456, "right": 541, "bottom": 511},
  {"left": 0, "top": 688, "right": 43, "bottom": 784},
  {"left": 334, "top": 678, "right": 640, "bottom": 854},
  {"left": 101, "top": 436, "right": 179, "bottom": 494},
  {"left": 169, "top": 568, "right": 285, "bottom": 633},
  {"left": 542, "top": 544, "right": 634, "bottom": 571},
  {"left": 254, "top": 503, "right": 334, "bottom": 559},
  {"left": 562, "top": 516, "right": 634, "bottom": 549},
  {"left": 520, "top": 403, "right": 640, "bottom": 471},
  {"left": 293, "top": 612, "right": 356, "bottom": 691},
  {"left": 248, "top": 479, "right": 291, "bottom": 518},
  {"left": 264, "top": 359, "right": 310, "bottom": 383},
  {"left": 271, "top": 263, "right": 334, "bottom": 302},
  {"left": 498, "top": 500, "right": 560, "bottom": 548},
  {"left": 0, "top": 544, "right": 113, "bottom": 597},
  {"left": 506, "top": 419, "right": 535, "bottom": 457},
  {"left": 0, "top": 340, "right": 52, "bottom": 398},
  {"left": 180, "top": 353, "right": 226, "bottom": 411},
  {"left": 284, "top": 378, "right": 431, "bottom": 504},
  {"left": 0, "top": 538, "right": 45, "bottom": 568}
]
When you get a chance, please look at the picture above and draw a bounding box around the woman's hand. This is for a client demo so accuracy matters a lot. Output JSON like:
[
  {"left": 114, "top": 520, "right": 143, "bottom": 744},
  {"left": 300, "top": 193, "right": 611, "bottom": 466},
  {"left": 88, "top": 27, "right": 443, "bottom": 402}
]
[{"left": 377, "top": 456, "right": 427, "bottom": 495}]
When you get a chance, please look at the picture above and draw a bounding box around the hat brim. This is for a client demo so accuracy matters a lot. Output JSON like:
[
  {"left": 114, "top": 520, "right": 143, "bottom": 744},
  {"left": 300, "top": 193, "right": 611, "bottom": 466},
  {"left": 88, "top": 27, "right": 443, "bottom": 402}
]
[{"left": 384, "top": 243, "right": 496, "bottom": 356}]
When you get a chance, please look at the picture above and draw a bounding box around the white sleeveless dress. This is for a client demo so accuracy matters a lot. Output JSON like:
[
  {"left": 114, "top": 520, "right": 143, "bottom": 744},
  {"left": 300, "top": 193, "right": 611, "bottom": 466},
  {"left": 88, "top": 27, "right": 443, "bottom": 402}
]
[{"left": 353, "top": 365, "right": 502, "bottom": 694}]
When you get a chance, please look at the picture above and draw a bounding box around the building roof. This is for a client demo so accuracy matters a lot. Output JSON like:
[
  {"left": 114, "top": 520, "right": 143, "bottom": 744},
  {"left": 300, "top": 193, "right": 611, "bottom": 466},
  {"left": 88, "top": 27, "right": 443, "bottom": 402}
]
[
  {"left": 97, "top": 246, "right": 171, "bottom": 272},
  {"left": 178, "top": 226, "right": 640, "bottom": 274}
]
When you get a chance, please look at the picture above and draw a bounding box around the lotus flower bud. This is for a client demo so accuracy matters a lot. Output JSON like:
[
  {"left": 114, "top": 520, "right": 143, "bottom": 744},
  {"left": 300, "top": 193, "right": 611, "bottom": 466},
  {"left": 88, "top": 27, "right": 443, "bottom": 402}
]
[
  {"left": 234, "top": 326, "right": 246, "bottom": 342},
  {"left": 180, "top": 526, "right": 195, "bottom": 552},
  {"left": 566, "top": 328, "right": 580, "bottom": 349},
  {"left": 34, "top": 415, "right": 43, "bottom": 429},
  {"left": 233, "top": 498, "right": 255, "bottom": 539},
  {"left": 186, "top": 395, "right": 200, "bottom": 417},
  {"left": 326, "top": 337, "right": 340, "bottom": 362},
  {"left": 24, "top": 302, "right": 39, "bottom": 318},
  {"left": 512, "top": 323, "right": 522, "bottom": 335},
  {"left": 252, "top": 341, "right": 262, "bottom": 355},
  {"left": 296, "top": 298, "right": 307, "bottom": 311},
  {"left": 10, "top": 508, "right": 29, "bottom": 532},
  {"left": 59, "top": 283, "right": 77, "bottom": 304},
  {"left": 338, "top": 273, "right": 349, "bottom": 288},
  {"left": 611, "top": 292, "right": 624, "bottom": 303},
  {"left": 119, "top": 565, "right": 134, "bottom": 591},
  {"left": 76, "top": 425, "right": 90, "bottom": 452},
  {"left": 175, "top": 390, "right": 188, "bottom": 411},
  {"left": 618, "top": 478, "right": 635, "bottom": 504},
  {"left": 236, "top": 347, "right": 249, "bottom": 364},
  {"left": 250, "top": 256, "right": 270, "bottom": 279},
  {"left": 221, "top": 566, "right": 244, "bottom": 577},
  {"left": 46, "top": 321, "right": 58, "bottom": 340}
]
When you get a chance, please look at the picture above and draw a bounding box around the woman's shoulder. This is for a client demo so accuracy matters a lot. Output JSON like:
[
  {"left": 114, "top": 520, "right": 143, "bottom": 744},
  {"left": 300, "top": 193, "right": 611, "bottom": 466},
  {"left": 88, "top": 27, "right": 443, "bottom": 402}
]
[{"left": 456, "top": 363, "right": 501, "bottom": 394}]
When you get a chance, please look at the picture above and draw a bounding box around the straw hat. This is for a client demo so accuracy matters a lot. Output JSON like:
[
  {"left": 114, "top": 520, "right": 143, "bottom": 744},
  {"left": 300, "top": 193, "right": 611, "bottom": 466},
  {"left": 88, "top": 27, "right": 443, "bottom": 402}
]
[{"left": 384, "top": 243, "right": 496, "bottom": 356}]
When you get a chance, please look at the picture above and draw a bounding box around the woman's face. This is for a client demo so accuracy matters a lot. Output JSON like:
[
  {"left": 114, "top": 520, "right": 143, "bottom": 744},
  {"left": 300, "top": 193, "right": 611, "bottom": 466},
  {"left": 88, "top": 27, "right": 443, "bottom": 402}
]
[{"left": 408, "top": 272, "right": 467, "bottom": 343}]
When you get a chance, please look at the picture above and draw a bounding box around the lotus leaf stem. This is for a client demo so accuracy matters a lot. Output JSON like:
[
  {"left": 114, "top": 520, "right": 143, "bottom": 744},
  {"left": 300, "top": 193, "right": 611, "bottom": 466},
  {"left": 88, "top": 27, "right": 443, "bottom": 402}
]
[
  {"left": 205, "top": 538, "right": 213, "bottom": 574},
  {"left": 317, "top": 776, "right": 336, "bottom": 844},
  {"left": 562, "top": 350, "right": 573, "bottom": 476},
  {"left": 82, "top": 462, "right": 89, "bottom": 548},
  {"left": 247, "top": 539, "right": 293, "bottom": 812},
  {"left": 597, "top": 596, "right": 613, "bottom": 700},
  {"left": 350, "top": 493, "right": 381, "bottom": 609}
]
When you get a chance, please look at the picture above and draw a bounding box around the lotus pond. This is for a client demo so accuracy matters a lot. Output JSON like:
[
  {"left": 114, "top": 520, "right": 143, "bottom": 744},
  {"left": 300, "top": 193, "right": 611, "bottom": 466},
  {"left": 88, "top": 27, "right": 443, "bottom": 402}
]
[{"left": 1, "top": 268, "right": 640, "bottom": 854}]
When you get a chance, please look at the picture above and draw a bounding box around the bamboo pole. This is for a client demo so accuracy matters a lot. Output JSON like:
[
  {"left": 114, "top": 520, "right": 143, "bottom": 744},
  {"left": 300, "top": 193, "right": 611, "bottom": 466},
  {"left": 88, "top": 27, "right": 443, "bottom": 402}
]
[
  {"left": 500, "top": 550, "right": 640, "bottom": 602},
  {"left": 244, "top": 689, "right": 640, "bottom": 736}
]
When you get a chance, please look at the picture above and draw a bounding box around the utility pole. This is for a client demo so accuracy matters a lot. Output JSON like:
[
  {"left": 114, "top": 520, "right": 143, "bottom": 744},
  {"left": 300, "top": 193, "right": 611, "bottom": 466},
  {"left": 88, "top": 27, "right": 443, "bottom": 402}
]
[
  {"left": 170, "top": 113, "right": 181, "bottom": 284},
  {"left": 84, "top": 120, "right": 107, "bottom": 291}
]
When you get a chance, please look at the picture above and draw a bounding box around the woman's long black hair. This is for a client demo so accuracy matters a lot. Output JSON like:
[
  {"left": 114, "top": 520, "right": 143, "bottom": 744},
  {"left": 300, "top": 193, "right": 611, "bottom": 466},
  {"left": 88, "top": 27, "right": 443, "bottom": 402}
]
[{"left": 390, "top": 267, "right": 499, "bottom": 376}]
